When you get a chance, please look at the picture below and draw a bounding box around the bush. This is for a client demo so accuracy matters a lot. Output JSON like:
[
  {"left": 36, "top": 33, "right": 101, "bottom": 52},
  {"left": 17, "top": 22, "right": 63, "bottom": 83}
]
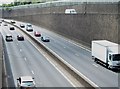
[{"left": 5, "top": 7, "right": 12, "bottom": 11}]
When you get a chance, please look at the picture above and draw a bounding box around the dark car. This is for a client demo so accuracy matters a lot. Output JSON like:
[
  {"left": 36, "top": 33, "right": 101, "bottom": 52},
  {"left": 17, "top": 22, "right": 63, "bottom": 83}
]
[
  {"left": 17, "top": 35, "right": 24, "bottom": 41},
  {"left": 20, "top": 24, "right": 25, "bottom": 28},
  {"left": 10, "top": 26, "right": 15, "bottom": 30},
  {"left": 41, "top": 36, "right": 50, "bottom": 42},
  {"left": 6, "top": 34, "right": 13, "bottom": 41},
  {"left": 34, "top": 31, "right": 41, "bottom": 37}
]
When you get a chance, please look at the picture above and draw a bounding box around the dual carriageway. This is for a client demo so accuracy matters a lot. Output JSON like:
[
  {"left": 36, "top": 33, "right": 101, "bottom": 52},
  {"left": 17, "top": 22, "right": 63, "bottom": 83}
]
[{"left": 0, "top": 20, "right": 119, "bottom": 88}]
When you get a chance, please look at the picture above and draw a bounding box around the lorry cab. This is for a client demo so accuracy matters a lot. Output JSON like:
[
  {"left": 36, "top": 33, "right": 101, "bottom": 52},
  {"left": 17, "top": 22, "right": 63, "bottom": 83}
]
[
  {"left": 92, "top": 40, "right": 120, "bottom": 70},
  {"left": 108, "top": 53, "right": 120, "bottom": 69}
]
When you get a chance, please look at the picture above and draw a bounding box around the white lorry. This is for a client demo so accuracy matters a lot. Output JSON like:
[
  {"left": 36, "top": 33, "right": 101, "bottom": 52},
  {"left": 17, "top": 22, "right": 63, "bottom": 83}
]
[{"left": 92, "top": 40, "right": 120, "bottom": 69}]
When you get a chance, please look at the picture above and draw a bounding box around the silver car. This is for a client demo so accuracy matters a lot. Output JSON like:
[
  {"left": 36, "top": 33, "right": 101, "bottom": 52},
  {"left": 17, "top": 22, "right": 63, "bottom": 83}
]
[{"left": 26, "top": 23, "right": 33, "bottom": 31}]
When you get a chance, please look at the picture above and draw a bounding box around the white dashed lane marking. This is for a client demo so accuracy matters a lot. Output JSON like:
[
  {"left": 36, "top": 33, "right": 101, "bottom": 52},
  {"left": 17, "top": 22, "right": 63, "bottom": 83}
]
[
  {"left": 20, "top": 49, "right": 22, "bottom": 52},
  {"left": 24, "top": 57, "right": 27, "bottom": 61},
  {"left": 31, "top": 70, "right": 34, "bottom": 75}
]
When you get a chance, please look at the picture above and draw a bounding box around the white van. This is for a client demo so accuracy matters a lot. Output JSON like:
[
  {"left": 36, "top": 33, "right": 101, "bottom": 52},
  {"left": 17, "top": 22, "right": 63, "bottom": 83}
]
[
  {"left": 17, "top": 76, "right": 35, "bottom": 88},
  {"left": 65, "top": 9, "right": 77, "bottom": 14}
]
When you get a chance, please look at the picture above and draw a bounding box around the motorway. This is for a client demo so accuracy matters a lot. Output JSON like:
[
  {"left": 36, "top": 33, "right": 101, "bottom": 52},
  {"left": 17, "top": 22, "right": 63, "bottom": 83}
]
[
  {"left": 15, "top": 20, "right": 119, "bottom": 87},
  {"left": 1, "top": 20, "right": 119, "bottom": 88},
  {"left": 0, "top": 23, "right": 73, "bottom": 87}
]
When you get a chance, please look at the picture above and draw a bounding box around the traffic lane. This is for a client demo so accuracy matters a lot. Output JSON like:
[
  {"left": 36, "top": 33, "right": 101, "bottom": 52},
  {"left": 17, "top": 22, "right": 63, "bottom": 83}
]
[
  {"left": 42, "top": 40, "right": 118, "bottom": 87},
  {"left": 2, "top": 33, "right": 15, "bottom": 87},
  {"left": 31, "top": 25, "right": 118, "bottom": 87},
  {"left": 25, "top": 25, "right": 91, "bottom": 60},
  {"left": 2, "top": 27, "right": 73, "bottom": 87},
  {"left": 2, "top": 30, "right": 73, "bottom": 87},
  {"left": 2, "top": 28, "right": 33, "bottom": 87},
  {"left": 12, "top": 25, "right": 73, "bottom": 87},
  {"left": 17, "top": 37, "right": 73, "bottom": 87},
  {"left": 1, "top": 28, "right": 42, "bottom": 87},
  {"left": 12, "top": 20, "right": 118, "bottom": 87}
]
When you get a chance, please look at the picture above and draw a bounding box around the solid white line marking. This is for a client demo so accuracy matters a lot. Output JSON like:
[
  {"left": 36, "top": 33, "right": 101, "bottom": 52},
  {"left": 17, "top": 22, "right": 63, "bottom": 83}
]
[
  {"left": 45, "top": 57, "right": 76, "bottom": 87},
  {"left": 48, "top": 49, "right": 99, "bottom": 87},
  {"left": 93, "top": 64, "right": 98, "bottom": 67},
  {"left": 68, "top": 41, "right": 91, "bottom": 52}
]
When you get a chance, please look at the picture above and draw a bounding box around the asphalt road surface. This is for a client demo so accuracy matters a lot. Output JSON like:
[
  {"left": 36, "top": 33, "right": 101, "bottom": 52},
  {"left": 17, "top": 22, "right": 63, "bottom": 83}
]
[
  {"left": 15, "top": 20, "right": 118, "bottom": 88},
  {"left": 0, "top": 23, "right": 73, "bottom": 87}
]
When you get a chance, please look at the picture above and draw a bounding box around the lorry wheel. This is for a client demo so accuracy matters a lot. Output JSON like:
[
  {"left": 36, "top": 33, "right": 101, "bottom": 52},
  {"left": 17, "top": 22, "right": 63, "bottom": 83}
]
[
  {"left": 106, "top": 64, "right": 110, "bottom": 69},
  {"left": 94, "top": 58, "right": 98, "bottom": 63},
  {"left": 108, "top": 65, "right": 113, "bottom": 70}
]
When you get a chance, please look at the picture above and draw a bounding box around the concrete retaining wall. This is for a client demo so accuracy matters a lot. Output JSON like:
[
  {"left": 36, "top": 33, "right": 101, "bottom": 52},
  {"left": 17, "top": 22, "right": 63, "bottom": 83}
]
[{"left": 3, "top": 2, "right": 120, "bottom": 47}]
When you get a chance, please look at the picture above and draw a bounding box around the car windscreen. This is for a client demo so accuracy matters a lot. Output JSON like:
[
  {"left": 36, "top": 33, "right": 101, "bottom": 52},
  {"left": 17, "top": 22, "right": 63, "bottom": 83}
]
[
  {"left": 6, "top": 36, "right": 12, "bottom": 38},
  {"left": 27, "top": 24, "right": 32, "bottom": 27},
  {"left": 22, "top": 81, "right": 33, "bottom": 83}
]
